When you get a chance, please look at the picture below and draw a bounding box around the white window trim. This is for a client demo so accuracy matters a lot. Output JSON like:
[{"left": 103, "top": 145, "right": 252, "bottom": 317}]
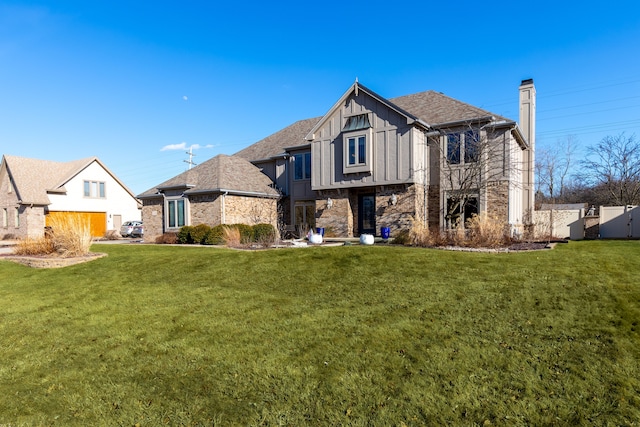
[
  {"left": 84, "top": 180, "right": 106, "bottom": 198},
  {"left": 342, "top": 128, "right": 372, "bottom": 174},
  {"left": 165, "top": 196, "right": 189, "bottom": 230}
]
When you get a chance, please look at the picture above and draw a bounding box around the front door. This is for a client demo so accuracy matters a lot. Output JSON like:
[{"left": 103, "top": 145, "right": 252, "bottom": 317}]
[{"left": 358, "top": 194, "right": 376, "bottom": 235}]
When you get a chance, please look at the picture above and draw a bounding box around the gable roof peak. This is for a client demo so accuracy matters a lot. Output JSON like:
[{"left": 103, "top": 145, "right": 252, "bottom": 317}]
[{"left": 1, "top": 154, "right": 137, "bottom": 205}]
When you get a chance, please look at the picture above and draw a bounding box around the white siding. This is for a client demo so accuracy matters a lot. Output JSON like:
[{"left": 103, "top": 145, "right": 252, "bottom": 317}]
[{"left": 47, "top": 161, "right": 140, "bottom": 230}]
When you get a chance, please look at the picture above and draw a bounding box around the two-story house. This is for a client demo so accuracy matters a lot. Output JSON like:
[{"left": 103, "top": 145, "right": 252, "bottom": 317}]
[
  {"left": 0, "top": 155, "right": 141, "bottom": 239},
  {"left": 140, "top": 79, "right": 535, "bottom": 241}
]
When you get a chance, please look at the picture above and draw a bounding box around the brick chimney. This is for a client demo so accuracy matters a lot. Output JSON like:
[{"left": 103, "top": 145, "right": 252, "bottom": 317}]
[{"left": 519, "top": 78, "right": 536, "bottom": 224}]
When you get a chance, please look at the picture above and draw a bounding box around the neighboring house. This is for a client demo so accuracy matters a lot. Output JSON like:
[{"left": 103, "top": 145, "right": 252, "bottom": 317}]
[
  {"left": 0, "top": 155, "right": 141, "bottom": 239},
  {"left": 141, "top": 79, "right": 536, "bottom": 241},
  {"left": 138, "top": 154, "right": 280, "bottom": 240}
]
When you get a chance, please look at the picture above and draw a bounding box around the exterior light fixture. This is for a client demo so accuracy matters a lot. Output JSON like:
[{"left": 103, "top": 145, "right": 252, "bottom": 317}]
[
  {"left": 390, "top": 194, "right": 397, "bottom": 206},
  {"left": 327, "top": 197, "right": 333, "bottom": 209}
]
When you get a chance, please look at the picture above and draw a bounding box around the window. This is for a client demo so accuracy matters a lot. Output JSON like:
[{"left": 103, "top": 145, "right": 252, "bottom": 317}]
[
  {"left": 447, "top": 133, "right": 461, "bottom": 164},
  {"left": 447, "top": 130, "right": 480, "bottom": 164},
  {"left": 14, "top": 207, "right": 19, "bottom": 227},
  {"left": 446, "top": 196, "right": 478, "bottom": 228},
  {"left": 348, "top": 136, "right": 366, "bottom": 166},
  {"left": 293, "top": 152, "right": 311, "bottom": 180},
  {"left": 294, "top": 201, "right": 315, "bottom": 231},
  {"left": 84, "top": 180, "right": 106, "bottom": 198},
  {"left": 342, "top": 113, "right": 372, "bottom": 174},
  {"left": 464, "top": 130, "right": 479, "bottom": 163},
  {"left": 2, "top": 208, "right": 7, "bottom": 227},
  {"left": 167, "top": 198, "right": 187, "bottom": 228},
  {"left": 343, "top": 130, "right": 371, "bottom": 174}
]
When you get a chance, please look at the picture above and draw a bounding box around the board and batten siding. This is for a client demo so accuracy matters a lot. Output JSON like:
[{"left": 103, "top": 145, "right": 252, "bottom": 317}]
[{"left": 311, "top": 91, "right": 426, "bottom": 191}]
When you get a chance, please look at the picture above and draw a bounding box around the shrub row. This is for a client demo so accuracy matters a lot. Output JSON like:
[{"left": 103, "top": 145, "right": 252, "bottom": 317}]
[
  {"left": 174, "top": 223, "right": 277, "bottom": 246},
  {"left": 396, "top": 214, "right": 513, "bottom": 248}
]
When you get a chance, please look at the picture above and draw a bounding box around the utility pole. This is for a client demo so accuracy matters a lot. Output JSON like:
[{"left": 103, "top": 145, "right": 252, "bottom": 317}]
[{"left": 184, "top": 146, "right": 197, "bottom": 169}]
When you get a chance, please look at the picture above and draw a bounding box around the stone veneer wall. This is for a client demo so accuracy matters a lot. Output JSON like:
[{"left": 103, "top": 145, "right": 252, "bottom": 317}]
[
  {"left": 315, "top": 191, "right": 353, "bottom": 237},
  {"left": 224, "top": 195, "right": 278, "bottom": 228},
  {"left": 428, "top": 185, "right": 441, "bottom": 230},
  {"left": 24, "top": 206, "right": 46, "bottom": 239},
  {"left": 189, "top": 194, "right": 221, "bottom": 226},
  {"left": 142, "top": 195, "right": 278, "bottom": 243},
  {"left": 376, "top": 184, "right": 423, "bottom": 236},
  {"left": 0, "top": 178, "right": 23, "bottom": 239},
  {"left": 584, "top": 215, "right": 600, "bottom": 239},
  {"left": 315, "top": 184, "right": 426, "bottom": 238},
  {"left": 485, "top": 181, "right": 510, "bottom": 224},
  {"left": 0, "top": 205, "right": 46, "bottom": 240},
  {"left": 141, "top": 198, "right": 163, "bottom": 243}
]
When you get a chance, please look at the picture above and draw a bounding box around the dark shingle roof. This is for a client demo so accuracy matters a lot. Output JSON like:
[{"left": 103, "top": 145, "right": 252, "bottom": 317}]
[
  {"left": 389, "top": 90, "right": 504, "bottom": 125},
  {"left": 233, "top": 87, "right": 507, "bottom": 163},
  {"left": 234, "top": 117, "right": 320, "bottom": 161},
  {"left": 138, "top": 154, "right": 279, "bottom": 198},
  {"left": 1, "top": 155, "right": 130, "bottom": 205}
]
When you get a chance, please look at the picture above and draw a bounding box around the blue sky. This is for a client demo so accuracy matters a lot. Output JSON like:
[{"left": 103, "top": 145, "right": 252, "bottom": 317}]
[{"left": 1, "top": 0, "right": 639, "bottom": 195}]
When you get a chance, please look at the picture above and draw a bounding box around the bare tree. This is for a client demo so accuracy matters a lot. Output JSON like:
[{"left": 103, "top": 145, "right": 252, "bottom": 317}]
[
  {"left": 436, "top": 121, "right": 524, "bottom": 229},
  {"left": 536, "top": 135, "right": 577, "bottom": 202},
  {"left": 580, "top": 133, "right": 640, "bottom": 206}
]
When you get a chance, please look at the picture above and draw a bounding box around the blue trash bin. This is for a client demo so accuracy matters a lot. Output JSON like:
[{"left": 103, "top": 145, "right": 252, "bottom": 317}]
[
  {"left": 316, "top": 227, "right": 325, "bottom": 236},
  {"left": 381, "top": 227, "right": 390, "bottom": 239}
]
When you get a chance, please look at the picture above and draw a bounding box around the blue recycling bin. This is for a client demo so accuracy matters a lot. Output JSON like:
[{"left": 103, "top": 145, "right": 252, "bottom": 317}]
[
  {"left": 381, "top": 227, "right": 390, "bottom": 239},
  {"left": 316, "top": 227, "right": 325, "bottom": 236}
]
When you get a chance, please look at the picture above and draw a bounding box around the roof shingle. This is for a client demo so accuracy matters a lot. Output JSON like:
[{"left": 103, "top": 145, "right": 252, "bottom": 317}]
[
  {"left": 138, "top": 154, "right": 279, "bottom": 198},
  {"left": 2, "top": 155, "right": 98, "bottom": 205},
  {"left": 233, "top": 87, "right": 507, "bottom": 163}
]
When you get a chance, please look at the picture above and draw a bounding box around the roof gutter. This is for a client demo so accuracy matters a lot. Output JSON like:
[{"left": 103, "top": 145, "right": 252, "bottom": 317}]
[
  {"left": 433, "top": 115, "right": 496, "bottom": 129},
  {"left": 185, "top": 188, "right": 280, "bottom": 199}
]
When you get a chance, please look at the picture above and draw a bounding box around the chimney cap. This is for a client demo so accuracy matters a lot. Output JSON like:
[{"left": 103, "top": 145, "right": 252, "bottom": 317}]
[{"left": 520, "top": 78, "right": 534, "bottom": 86}]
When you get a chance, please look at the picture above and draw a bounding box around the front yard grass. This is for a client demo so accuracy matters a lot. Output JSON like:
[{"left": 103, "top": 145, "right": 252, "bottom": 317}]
[{"left": 0, "top": 241, "right": 639, "bottom": 425}]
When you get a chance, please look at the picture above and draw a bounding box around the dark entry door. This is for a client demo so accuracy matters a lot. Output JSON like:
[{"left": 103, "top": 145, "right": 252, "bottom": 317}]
[{"left": 358, "top": 194, "right": 376, "bottom": 235}]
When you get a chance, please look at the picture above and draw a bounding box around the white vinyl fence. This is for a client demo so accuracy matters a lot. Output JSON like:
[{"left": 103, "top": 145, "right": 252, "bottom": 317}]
[
  {"left": 599, "top": 206, "right": 640, "bottom": 239},
  {"left": 534, "top": 205, "right": 639, "bottom": 240},
  {"left": 534, "top": 209, "right": 584, "bottom": 240}
]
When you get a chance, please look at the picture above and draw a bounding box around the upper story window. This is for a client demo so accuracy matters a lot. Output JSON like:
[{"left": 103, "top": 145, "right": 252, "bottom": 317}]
[
  {"left": 447, "top": 133, "right": 461, "bottom": 164},
  {"left": 293, "top": 152, "right": 311, "bottom": 180},
  {"left": 348, "top": 136, "right": 366, "bottom": 166},
  {"left": 446, "top": 130, "right": 480, "bottom": 164},
  {"left": 84, "top": 180, "right": 106, "bottom": 198},
  {"left": 166, "top": 197, "right": 187, "bottom": 228},
  {"left": 464, "top": 130, "right": 479, "bottom": 163},
  {"left": 342, "top": 113, "right": 373, "bottom": 174}
]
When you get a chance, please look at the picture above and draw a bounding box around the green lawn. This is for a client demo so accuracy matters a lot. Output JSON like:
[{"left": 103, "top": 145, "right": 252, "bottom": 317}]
[{"left": 0, "top": 241, "right": 639, "bottom": 426}]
